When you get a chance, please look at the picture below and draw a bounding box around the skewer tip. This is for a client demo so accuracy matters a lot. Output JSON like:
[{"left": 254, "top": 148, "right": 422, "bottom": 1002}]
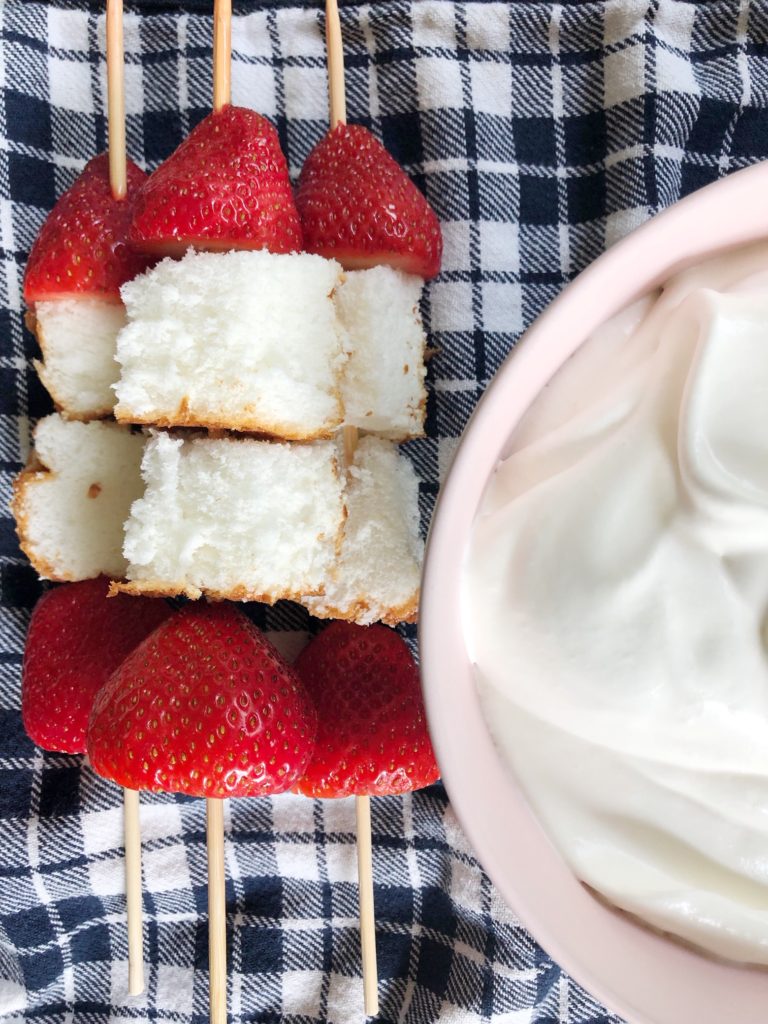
[
  {"left": 106, "top": 0, "right": 127, "bottom": 200},
  {"left": 326, "top": 0, "right": 347, "bottom": 129},
  {"left": 213, "top": 0, "right": 233, "bottom": 113}
]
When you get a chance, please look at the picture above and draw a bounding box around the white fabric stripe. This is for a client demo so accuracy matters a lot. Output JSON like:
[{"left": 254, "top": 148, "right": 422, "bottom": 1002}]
[
  {"left": 737, "top": 0, "right": 752, "bottom": 106},
  {"left": 548, "top": 5, "right": 570, "bottom": 280},
  {"left": 0, "top": 5, "right": 28, "bottom": 465},
  {"left": 559, "top": 974, "right": 570, "bottom": 1022},
  {"left": 361, "top": 7, "right": 381, "bottom": 122},
  {"left": 27, "top": 751, "right": 75, "bottom": 1022},
  {"left": 177, "top": 13, "right": 190, "bottom": 134}
]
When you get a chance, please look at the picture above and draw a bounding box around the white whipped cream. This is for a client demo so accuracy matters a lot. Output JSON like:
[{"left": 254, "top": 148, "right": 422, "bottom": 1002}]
[{"left": 464, "top": 240, "right": 768, "bottom": 965}]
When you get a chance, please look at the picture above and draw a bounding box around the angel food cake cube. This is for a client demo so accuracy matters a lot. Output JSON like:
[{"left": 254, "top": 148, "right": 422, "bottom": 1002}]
[
  {"left": 115, "top": 250, "right": 347, "bottom": 440},
  {"left": 303, "top": 436, "right": 423, "bottom": 625},
  {"left": 121, "top": 432, "right": 344, "bottom": 602},
  {"left": 337, "top": 266, "right": 427, "bottom": 438},
  {"left": 30, "top": 298, "right": 126, "bottom": 419},
  {"left": 13, "top": 414, "right": 145, "bottom": 580}
]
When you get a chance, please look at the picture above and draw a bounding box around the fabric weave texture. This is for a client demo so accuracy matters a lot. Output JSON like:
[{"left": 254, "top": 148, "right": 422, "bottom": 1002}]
[{"left": 2, "top": 1, "right": 768, "bottom": 1021}]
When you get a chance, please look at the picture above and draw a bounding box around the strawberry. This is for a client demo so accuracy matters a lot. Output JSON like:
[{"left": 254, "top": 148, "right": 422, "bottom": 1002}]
[
  {"left": 87, "top": 603, "right": 317, "bottom": 799},
  {"left": 130, "top": 105, "right": 303, "bottom": 256},
  {"left": 22, "top": 578, "right": 172, "bottom": 755},
  {"left": 292, "top": 622, "right": 439, "bottom": 798},
  {"left": 24, "top": 154, "right": 151, "bottom": 304},
  {"left": 296, "top": 123, "right": 442, "bottom": 280}
]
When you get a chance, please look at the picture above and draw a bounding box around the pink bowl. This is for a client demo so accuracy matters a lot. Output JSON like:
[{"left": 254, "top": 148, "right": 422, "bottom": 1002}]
[{"left": 419, "top": 160, "right": 768, "bottom": 1024}]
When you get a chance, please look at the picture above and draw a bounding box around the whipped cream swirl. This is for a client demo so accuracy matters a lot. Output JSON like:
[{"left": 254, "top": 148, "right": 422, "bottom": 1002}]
[{"left": 464, "top": 241, "right": 768, "bottom": 965}]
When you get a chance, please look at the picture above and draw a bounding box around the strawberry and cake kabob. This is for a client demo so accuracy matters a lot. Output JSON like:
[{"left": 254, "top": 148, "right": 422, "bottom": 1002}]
[
  {"left": 16, "top": 0, "right": 304, "bottom": 1008},
  {"left": 113, "top": 3, "right": 436, "bottom": 1016},
  {"left": 17, "top": 2, "right": 320, "bottom": 1012},
  {"left": 100, "top": 4, "right": 304, "bottom": 1021},
  {"left": 290, "top": 0, "right": 443, "bottom": 1013},
  {"left": 18, "top": 0, "right": 154, "bottom": 996}
]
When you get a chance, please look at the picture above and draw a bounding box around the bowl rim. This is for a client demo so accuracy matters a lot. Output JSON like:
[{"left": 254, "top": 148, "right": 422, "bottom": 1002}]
[{"left": 419, "top": 159, "right": 768, "bottom": 1024}]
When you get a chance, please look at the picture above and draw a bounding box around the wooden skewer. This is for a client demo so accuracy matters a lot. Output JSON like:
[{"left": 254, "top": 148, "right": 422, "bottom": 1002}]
[
  {"left": 206, "top": 7, "right": 232, "bottom": 1021},
  {"left": 213, "top": 0, "right": 232, "bottom": 112},
  {"left": 123, "top": 789, "right": 144, "bottom": 995},
  {"left": 355, "top": 795, "right": 378, "bottom": 1016},
  {"left": 326, "top": 0, "right": 347, "bottom": 130},
  {"left": 326, "top": 0, "right": 379, "bottom": 1015},
  {"left": 106, "top": 0, "right": 127, "bottom": 200},
  {"left": 107, "top": 0, "right": 143, "bottom": 996},
  {"left": 207, "top": 799, "right": 227, "bottom": 1024},
  {"left": 344, "top": 429, "right": 378, "bottom": 1016}
]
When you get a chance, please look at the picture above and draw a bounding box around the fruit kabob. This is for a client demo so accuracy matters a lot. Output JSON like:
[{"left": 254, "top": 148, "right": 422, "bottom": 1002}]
[
  {"left": 19, "top": 0, "right": 154, "bottom": 994},
  {"left": 111, "top": 3, "right": 443, "bottom": 1013},
  {"left": 15, "top": 14, "right": 373, "bottom": 1020},
  {"left": 78, "top": 3, "right": 420, "bottom": 1020},
  {"left": 288, "top": 1, "right": 443, "bottom": 1013},
  {"left": 16, "top": 0, "right": 309, "bottom": 1007},
  {"left": 100, "top": 5, "right": 310, "bottom": 1019}
]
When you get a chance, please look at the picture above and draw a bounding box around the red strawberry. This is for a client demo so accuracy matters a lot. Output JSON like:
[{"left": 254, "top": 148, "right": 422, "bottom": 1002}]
[
  {"left": 87, "top": 603, "right": 317, "bottom": 799},
  {"left": 293, "top": 622, "right": 439, "bottom": 798},
  {"left": 297, "top": 123, "right": 442, "bottom": 280},
  {"left": 22, "top": 578, "right": 172, "bottom": 755},
  {"left": 130, "top": 105, "right": 303, "bottom": 256},
  {"left": 24, "top": 154, "right": 151, "bottom": 304}
]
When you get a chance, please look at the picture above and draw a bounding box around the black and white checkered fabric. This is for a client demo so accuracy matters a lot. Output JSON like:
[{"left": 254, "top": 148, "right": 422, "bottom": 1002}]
[{"left": 2, "top": 1, "right": 768, "bottom": 1021}]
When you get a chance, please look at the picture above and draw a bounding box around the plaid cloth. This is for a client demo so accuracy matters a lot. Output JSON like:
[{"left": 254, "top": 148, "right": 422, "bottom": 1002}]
[{"left": 2, "top": 0, "right": 768, "bottom": 1021}]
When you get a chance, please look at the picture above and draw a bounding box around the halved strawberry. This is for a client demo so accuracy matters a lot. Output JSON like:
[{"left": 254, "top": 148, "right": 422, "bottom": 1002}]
[
  {"left": 297, "top": 123, "right": 442, "bottom": 280},
  {"left": 23, "top": 154, "right": 150, "bottom": 304},
  {"left": 130, "top": 105, "right": 303, "bottom": 256},
  {"left": 22, "top": 578, "right": 172, "bottom": 755},
  {"left": 293, "top": 622, "right": 440, "bottom": 798},
  {"left": 87, "top": 603, "right": 317, "bottom": 799}
]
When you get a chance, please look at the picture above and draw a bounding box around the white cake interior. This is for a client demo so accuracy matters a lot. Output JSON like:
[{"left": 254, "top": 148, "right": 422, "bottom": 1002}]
[
  {"left": 303, "top": 436, "right": 423, "bottom": 624},
  {"left": 337, "top": 266, "right": 427, "bottom": 439},
  {"left": 115, "top": 250, "right": 347, "bottom": 439},
  {"left": 14, "top": 414, "right": 145, "bottom": 579},
  {"left": 123, "top": 431, "right": 344, "bottom": 601},
  {"left": 33, "top": 298, "right": 125, "bottom": 418}
]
